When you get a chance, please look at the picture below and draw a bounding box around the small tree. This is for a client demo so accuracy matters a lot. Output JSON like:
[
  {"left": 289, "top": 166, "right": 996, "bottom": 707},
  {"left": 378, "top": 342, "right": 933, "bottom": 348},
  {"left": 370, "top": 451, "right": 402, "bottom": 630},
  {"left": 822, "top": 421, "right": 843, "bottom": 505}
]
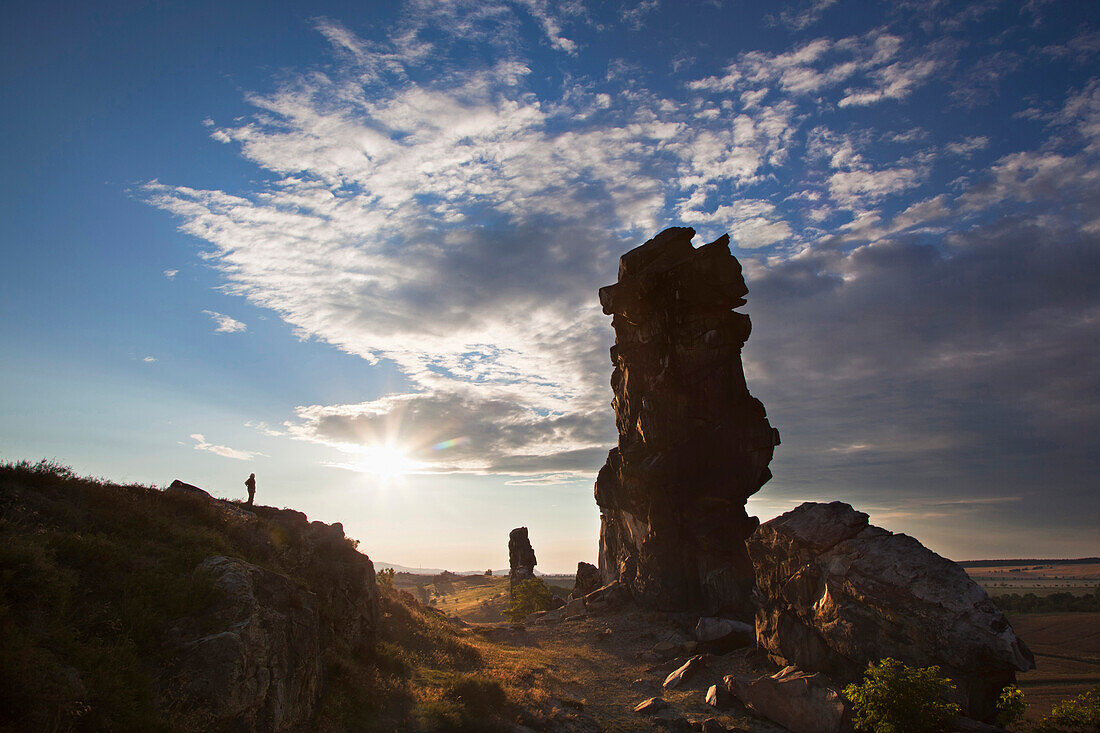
[
  {"left": 377, "top": 567, "right": 395, "bottom": 593},
  {"left": 995, "top": 684, "right": 1026, "bottom": 728},
  {"left": 503, "top": 578, "right": 553, "bottom": 622},
  {"left": 843, "top": 658, "right": 961, "bottom": 733}
]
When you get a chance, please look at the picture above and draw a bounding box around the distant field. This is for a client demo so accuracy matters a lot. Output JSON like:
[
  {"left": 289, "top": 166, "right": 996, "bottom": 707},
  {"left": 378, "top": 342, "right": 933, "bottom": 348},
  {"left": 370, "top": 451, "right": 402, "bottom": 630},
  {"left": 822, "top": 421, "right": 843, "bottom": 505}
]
[
  {"left": 1009, "top": 612, "right": 1100, "bottom": 721},
  {"left": 967, "top": 560, "right": 1100, "bottom": 596},
  {"left": 391, "top": 573, "right": 575, "bottom": 622}
]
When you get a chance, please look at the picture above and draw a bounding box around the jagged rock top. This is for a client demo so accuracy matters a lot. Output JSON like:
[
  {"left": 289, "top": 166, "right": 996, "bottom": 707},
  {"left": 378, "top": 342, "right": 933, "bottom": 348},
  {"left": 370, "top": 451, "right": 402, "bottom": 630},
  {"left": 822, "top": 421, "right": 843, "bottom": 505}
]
[{"left": 598, "top": 227, "right": 748, "bottom": 321}]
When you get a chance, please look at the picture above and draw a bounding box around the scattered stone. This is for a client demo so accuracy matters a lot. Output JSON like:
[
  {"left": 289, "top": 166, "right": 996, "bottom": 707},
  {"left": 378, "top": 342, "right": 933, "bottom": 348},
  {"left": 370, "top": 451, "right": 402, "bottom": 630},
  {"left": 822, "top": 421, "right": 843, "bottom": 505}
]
[
  {"left": 681, "top": 640, "right": 699, "bottom": 655},
  {"left": 508, "top": 527, "right": 537, "bottom": 594},
  {"left": 726, "top": 667, "right": 847, "bottom": 733},
  {"left": 749, "top": 501, "right": 1034, "bottom": 721},
  {"left": 699, "top": 719, "right": 729, "bottom": 733},
  {"left": 634, "top": 696, "right": 668, "bottom": 714},
  {"left": 595, "top": 227, "right": 780, "bottom": 617},
  {"left": 573, "top": 561, "right": 602, "bottom": 599},
  {"left": 663, "top": 654, "right": 706, "bottom": 690},
  {"left": 705, "top": 684, "right": 732, "bottom": 708}
]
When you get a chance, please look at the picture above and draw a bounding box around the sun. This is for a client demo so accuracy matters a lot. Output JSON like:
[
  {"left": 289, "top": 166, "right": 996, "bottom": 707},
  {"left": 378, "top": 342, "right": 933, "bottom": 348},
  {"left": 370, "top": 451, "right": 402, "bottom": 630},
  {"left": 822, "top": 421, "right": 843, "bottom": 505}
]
[{"left": 354, "top": 445, "right": 415, "bottom": 479}]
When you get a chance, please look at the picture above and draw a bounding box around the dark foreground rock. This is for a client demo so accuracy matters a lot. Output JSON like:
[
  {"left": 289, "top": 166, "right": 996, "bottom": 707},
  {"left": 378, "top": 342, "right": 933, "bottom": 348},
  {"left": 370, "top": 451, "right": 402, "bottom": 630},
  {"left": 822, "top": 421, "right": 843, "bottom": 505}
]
[
  {"left": 749, "top": 501, "right": 1034, "bottom": 721},
  {"left": 166, "top": 556, "right": 323, "bottom": 731},
  {"left": 595, "top": 227, "right": 780, "bottom": 617}
]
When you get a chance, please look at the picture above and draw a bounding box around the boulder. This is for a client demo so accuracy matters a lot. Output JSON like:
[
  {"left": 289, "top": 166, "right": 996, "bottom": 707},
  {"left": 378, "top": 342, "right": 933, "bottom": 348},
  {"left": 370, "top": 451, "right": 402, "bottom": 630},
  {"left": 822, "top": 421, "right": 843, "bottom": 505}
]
[
  {"left": 694, "top": 617, "right": 754, "bottom": 651},
  {"left": 508, "top": 527, "right": 537, "bottom": 594},
  {"left": 166, "top": 479, "right": 257, "bottom": 521},
  {"left": 749, "top": 501, "right": 1034, "bottom": 722},
  {"left": 573, "top": 561, "right": 602, "bottom": 598},
  {"left": 594, "top": 227, "right": 779, "bottom": 617},
  {"left": 583, "top": 580, "right": 629, "bottom": 612},
  {"left": 563, "top": 597, "right": 586, "bottom": 617},
  {"left": 725, "top": 667, "right": 848, "bottom": 733},
  {"left": 166, "top": 556, "right": 323, "bottom": 731}
]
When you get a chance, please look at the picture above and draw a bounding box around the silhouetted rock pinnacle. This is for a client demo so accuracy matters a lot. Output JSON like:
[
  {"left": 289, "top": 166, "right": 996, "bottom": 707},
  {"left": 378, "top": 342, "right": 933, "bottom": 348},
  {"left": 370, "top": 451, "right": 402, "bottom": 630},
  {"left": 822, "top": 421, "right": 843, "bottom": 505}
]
[
  {"left": 595, "top": 227, "right": 779, "bottom": 617},
  {"left": 508, "top": 526, "right": 537, "bottom": 593}
]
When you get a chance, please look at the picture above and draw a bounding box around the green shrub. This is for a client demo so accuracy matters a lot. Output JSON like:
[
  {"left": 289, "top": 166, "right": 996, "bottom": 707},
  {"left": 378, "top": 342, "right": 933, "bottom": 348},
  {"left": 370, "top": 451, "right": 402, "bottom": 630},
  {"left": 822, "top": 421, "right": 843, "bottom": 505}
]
[
  {"left": 1033, "top": 686, "right": 1100, "bottom": 733},
  {"left": 502, "top": 578, "right": 553, "bottom": 622},
  {"left": 995, "top": 684, "right": 1026, "bottom": 728},
  {"left": 842, "top": 658, "right": 961, "bottom": 733},
  {"left": 377, "top": 567, "right": 396, "bottom": 593}
]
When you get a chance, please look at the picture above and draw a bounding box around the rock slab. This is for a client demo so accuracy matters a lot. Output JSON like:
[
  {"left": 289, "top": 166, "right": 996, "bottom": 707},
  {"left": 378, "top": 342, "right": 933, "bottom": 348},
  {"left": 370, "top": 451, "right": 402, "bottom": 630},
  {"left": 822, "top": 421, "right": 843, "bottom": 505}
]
[
  {"left": 748, "top": 501, "right": 1034, "bottom": 722},
  {"left": 595, "top": 227, "right": 779, "bottom": 616}
]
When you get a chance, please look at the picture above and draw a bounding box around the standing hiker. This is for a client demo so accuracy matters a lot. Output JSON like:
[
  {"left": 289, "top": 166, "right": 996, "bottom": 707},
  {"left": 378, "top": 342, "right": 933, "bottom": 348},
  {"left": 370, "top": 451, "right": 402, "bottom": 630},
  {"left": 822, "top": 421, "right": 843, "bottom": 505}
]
[{"left": 245, "top": 473, "right": 256, "bottom": 507}]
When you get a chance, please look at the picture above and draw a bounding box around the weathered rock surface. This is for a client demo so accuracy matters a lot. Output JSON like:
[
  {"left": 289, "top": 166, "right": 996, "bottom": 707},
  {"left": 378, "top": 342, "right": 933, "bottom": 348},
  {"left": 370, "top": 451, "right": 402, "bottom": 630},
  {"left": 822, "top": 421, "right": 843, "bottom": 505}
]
[
  {"left": 166, "top": 556, "right": 324, "bottom": 731},
  {"left": 509, "top": 526, "right": 537, "bottom": 593},
  {"left": 595, "top": 227, "right": 780, "bottom": 617},
  {"left": 749, "top": 501, "right": 1034, "bottom": 722},
  {"left": 167, "top": 479, "right": 256, "bottom": 521},
  {"left": 725, "top": 667, "right": 848, "bottom": 733},
  {"left": 573, "top": 561, "right": 602, "bottom": 599}
]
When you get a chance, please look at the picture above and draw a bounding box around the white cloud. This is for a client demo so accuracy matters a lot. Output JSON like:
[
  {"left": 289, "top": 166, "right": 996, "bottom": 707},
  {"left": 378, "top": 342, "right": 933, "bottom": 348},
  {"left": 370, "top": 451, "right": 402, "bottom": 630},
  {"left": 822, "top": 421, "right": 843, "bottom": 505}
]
[
  {"left": 945, "top": 136, "right": 989, "bottom": 157},
  {"left": 163, "top": 269, "right": 178, "bottom": 280},
  {"left": 203, "top": 310, "right": 247, "bottom": 334},
  {"left": 143, "top": 356, "right": 157, "bottom": 363},
  {"left": 190, "top": 433, "right": 265, "bottom": 461}
]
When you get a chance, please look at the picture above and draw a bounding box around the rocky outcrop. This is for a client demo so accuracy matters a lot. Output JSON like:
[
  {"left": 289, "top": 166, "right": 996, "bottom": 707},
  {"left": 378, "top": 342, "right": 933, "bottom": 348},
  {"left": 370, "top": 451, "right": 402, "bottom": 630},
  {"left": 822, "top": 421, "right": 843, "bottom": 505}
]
[
  {"left": 748, "top": 501, "right": 1034, "bottom": 722},
  {"left": 162, "top": 497, "right": 380, "bottom": 731},
  {"left": 595, "top": 227, "right": 780, "bottom": 617},
  {"left": 166, "top": 556, "right": 324, "bottom": 731},
  {"left": 572, "top": 561, "right": 601, "bottom": 599},
  {"left": 509, "top": 526, "right": 537, "bottom": 594}
]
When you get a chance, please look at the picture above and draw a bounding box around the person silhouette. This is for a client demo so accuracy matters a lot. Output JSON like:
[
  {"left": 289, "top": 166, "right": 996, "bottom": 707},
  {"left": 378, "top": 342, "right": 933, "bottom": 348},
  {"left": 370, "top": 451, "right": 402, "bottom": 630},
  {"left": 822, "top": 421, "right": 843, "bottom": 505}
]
[{"left": 245, "top": 473, "right": 256, "bottom": 507}]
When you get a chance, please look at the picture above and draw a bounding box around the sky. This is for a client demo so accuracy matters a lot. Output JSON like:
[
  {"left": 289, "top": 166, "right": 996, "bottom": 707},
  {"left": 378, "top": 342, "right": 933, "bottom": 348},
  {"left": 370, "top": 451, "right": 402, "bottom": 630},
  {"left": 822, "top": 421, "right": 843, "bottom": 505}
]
[{"left": 2, "top": 0, "right": 1098, "bottom": 572}]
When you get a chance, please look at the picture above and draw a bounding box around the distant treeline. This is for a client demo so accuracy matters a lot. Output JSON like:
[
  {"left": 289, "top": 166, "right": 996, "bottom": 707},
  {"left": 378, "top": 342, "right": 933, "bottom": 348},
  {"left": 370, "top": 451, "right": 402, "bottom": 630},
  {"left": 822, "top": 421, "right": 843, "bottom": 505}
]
[
  {"left": 993, "top": 591, "right": 1100, "bottom": 613},
  {"left": 959, "top": 557, "right": 1100, "bottom": 568}
]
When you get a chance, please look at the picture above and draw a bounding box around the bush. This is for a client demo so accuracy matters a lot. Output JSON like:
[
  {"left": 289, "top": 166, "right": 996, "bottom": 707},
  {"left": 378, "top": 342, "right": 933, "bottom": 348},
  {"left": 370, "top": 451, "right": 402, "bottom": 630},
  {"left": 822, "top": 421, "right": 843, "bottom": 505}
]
[
  {"left": 842, "top": 658, "right": 961, "bottom": 733},
  {"left": 502, "top": 578, "right": 552, "bottom": 622},
  {"left": 1033, "top": 686, "right": 1100, "bottom": 733},
  {"left": 995, "top": 684, "right": 1026, "bottom": 728}
]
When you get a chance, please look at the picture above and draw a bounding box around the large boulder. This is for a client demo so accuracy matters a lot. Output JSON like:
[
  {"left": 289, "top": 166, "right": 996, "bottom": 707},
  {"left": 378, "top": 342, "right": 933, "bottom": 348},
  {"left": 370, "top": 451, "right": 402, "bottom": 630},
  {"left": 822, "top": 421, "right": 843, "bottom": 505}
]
[
  {"left": 165, "top": 556, "right": 324, "bottom": 731},
  {"left": 749, "top": 501, "right": 1034, "bottom": 722},
  {"left": 508, "top": 526, "right": 537, "bottom": 594},
  {"left": 594, "top": 227, "right": 780, "bottom": 616},
  {"left": 725, "top": 667, "right": 848, "bottom": 733}
]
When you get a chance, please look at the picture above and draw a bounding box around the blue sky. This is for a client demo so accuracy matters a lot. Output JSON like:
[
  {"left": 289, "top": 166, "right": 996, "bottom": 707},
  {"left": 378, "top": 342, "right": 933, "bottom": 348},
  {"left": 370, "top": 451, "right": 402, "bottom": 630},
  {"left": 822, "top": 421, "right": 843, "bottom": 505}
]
[{"left": 2, "top": 0, "right": 1098, "bottom": 571}]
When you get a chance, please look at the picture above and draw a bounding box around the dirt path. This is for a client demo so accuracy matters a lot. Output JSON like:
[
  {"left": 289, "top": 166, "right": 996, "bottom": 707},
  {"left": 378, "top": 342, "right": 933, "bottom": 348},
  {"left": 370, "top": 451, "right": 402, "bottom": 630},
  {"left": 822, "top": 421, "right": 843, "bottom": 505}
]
[{"left": 457, "top": 607, "right": 786, "bottom": 731}]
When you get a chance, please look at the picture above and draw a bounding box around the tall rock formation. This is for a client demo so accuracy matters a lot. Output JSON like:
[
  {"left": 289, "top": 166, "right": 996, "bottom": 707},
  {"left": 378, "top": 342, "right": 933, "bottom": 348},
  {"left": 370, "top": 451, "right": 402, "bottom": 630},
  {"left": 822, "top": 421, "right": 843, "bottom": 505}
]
[
  {"left": 508, "top": 526, "right": 537, "bottom": 593},
  {"left": 595, "top": 227, "right": 779, "bottom": 616}
]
